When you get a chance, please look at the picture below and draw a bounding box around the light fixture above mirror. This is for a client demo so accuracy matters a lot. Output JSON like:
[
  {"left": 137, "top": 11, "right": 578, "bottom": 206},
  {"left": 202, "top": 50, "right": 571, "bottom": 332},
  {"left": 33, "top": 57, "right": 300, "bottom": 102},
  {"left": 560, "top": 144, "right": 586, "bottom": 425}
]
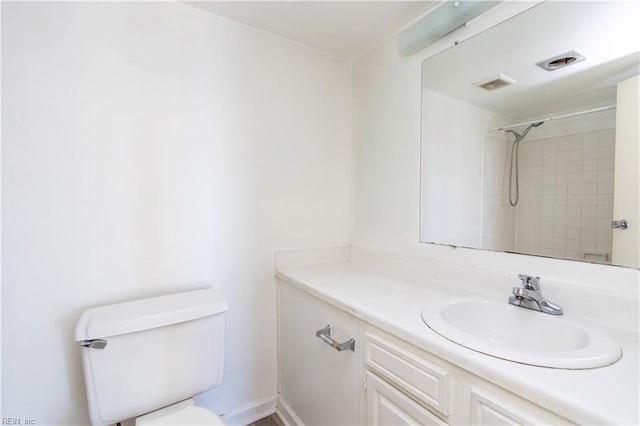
[{"left": 399, "top": 0, "right": 502, "bottom": 56}]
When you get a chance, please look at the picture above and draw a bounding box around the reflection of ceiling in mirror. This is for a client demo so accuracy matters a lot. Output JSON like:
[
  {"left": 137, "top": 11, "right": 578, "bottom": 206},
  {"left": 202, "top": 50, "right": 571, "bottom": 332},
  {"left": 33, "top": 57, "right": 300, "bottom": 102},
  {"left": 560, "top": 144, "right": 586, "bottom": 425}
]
[{"left": 421, "top": 1, "right": 640, "bottom": 121}]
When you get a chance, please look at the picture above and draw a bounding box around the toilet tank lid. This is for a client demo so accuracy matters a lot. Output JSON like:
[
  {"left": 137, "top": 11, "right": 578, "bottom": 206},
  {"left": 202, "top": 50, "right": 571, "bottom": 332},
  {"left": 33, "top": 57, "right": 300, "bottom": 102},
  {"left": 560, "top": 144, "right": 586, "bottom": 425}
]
[{"left": 75, "top": 288, "right": 227, "bottom": 341}]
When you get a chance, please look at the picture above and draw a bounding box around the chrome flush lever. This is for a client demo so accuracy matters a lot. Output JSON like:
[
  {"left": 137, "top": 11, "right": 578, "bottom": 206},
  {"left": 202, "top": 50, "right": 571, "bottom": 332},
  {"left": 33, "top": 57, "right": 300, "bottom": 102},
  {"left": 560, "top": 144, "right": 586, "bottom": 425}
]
[{"left": 80, "top": 339, "right": 108, "bottom": 349}]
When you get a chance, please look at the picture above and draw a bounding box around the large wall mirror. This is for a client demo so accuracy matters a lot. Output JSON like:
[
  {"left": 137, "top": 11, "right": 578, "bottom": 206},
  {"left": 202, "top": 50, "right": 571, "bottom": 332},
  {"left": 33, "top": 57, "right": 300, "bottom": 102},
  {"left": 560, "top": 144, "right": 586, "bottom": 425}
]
[{"left": 420, "top": 1, "right": 639, "bottom": 268}]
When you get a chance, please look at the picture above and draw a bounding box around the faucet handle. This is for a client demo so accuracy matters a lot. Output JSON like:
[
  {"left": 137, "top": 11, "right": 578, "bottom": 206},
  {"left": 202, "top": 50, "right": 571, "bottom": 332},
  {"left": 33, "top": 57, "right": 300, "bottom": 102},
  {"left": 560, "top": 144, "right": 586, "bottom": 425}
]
[{"left": 517, "top": 274, "right": 540, "bottom": 290}]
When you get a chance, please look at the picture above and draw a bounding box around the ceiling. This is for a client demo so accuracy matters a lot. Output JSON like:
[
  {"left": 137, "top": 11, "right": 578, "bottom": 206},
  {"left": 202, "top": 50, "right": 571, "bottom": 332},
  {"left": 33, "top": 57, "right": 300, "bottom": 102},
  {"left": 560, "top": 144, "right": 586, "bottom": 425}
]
[
  {"left": 421, "top": 1, "right": 640, "bottom": 121},
  {"left": 186, "top": 1, "right": 439, "bottom": 61}
]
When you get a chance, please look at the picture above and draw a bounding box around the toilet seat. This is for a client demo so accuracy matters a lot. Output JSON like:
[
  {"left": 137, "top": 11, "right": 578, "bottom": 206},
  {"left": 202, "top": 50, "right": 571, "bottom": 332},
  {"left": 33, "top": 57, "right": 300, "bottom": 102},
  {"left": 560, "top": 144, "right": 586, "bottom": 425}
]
[{"left": 136, "top": 400, "right": 225, "bottom": 426}]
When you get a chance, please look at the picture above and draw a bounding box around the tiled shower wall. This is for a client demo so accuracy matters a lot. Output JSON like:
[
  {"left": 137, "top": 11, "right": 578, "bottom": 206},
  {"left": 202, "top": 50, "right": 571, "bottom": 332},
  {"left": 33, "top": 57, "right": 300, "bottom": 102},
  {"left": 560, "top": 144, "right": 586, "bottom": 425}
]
[
  {"left": 516, "top": 128, "right": 615, "bottom": 263},
  {"left": 482, "top": 128, "right": 615, "bottom": 264}
]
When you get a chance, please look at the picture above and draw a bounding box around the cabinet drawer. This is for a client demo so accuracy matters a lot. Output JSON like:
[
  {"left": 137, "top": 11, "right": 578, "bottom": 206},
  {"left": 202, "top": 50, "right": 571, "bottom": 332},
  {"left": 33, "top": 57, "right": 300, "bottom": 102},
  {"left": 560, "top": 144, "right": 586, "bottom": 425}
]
[
  {"left": 364, "top": 332, "right": 452, "bottom": 417},
  {"left": 470, "top": 386, "right": 570, "bottom": 425},
  {"left": 366, "top": 371, "right": 448, "bottom": 426}
]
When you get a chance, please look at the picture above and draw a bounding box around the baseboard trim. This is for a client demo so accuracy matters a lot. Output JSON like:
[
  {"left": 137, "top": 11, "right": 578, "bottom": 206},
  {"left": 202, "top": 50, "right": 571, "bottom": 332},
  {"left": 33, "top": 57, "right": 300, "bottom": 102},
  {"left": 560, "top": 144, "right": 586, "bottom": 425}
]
[
  {"left": 221, "top": 395, "right": 277, "bottom": 426},
  {"left": 276, "top": 395, "right": 304, "bottom": 426}
]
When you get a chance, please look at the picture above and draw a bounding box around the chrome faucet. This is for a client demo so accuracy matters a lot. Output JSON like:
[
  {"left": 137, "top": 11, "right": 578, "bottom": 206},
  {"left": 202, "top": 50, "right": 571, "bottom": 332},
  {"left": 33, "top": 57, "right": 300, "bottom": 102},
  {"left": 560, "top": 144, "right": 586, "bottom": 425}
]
[{"left": 508, "top": 274, "right": 563, "bottom": 315}]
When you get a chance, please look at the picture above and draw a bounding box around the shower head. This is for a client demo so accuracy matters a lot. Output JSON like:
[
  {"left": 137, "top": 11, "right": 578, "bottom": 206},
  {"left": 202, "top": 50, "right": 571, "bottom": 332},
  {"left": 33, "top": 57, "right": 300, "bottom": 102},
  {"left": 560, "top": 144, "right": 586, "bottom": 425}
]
[
  {"left": 505, "top": 121, "right": 544, "bottom": 142},
  {"left": 505, "top": 129, "right": 521, "bottom": 139},
  {"left": 520, "top": 121, "right": 544, "bottom": 139}
]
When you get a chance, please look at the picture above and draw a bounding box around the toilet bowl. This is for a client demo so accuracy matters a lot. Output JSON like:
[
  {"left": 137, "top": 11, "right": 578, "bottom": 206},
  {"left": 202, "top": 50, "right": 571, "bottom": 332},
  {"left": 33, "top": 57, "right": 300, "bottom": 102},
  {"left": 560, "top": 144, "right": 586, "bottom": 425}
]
[{"left": 136, "top": 399, "right": 225, "bottom": 426}]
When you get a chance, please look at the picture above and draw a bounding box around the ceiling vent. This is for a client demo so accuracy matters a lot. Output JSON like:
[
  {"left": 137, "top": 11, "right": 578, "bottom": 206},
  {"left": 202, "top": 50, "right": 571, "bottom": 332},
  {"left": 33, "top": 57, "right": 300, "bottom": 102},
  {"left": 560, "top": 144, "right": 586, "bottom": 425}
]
[
  {"left": 536, "top": 50, "right": 585, "bottom": 71},
  {"left": 473, "top": 74, "right": 516, "bottom": 91}
]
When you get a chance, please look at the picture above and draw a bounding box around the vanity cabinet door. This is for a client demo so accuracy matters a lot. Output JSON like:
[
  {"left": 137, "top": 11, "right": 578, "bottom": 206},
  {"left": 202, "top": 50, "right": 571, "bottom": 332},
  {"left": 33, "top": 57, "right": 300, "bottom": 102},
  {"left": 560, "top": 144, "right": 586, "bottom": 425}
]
[
  {"left": 469, "top": 386, "right": 573, "bottom": 426},
  {"left": 366, "top": 371, "right": 448, "bottom": 426},
  {"left": 278, "top": 280, "right": 360, "bottom": 426}
]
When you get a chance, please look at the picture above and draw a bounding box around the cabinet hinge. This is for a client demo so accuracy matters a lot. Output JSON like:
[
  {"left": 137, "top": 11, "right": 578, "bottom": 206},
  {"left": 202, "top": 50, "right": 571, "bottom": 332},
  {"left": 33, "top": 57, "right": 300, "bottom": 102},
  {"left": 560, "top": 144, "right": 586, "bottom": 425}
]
[{"left": 363, "top": 376, "right": 367, "bottom": 392}]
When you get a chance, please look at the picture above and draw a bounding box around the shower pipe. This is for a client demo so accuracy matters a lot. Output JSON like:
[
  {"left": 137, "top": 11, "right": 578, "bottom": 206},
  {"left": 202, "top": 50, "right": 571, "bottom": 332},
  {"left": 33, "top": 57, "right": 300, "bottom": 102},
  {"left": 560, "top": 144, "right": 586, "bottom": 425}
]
[{"left": 505, "top": 122, "right": 544, "bottom": 206}]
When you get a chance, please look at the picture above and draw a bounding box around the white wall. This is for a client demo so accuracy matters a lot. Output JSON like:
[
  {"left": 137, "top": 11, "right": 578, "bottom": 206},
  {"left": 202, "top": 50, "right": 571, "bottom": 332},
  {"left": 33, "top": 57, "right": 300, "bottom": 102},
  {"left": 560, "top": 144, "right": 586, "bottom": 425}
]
[
  {"left": 1, "top": 2, "right": 351, "bottom": 424},
  {"left": 421, "top": 89, "right": 508, "bottom": 247},
  {"left": 352, "top": 4, "right": 638, "bottom": 292},
  {"left": 0, "top": 0, "right": 3, "bottom": 416}
]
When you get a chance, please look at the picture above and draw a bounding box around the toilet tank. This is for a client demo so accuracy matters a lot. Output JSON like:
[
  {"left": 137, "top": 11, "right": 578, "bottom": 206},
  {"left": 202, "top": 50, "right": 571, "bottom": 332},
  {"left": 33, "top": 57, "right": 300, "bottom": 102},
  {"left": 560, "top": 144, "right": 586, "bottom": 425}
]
[{"left": 75, "top": 288, "right": 227, "bottom": 426}]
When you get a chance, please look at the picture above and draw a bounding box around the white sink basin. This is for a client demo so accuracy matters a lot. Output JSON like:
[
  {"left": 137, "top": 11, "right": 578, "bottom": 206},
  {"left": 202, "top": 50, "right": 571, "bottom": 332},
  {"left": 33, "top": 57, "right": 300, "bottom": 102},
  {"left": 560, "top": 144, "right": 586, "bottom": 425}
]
[{"left": 422, "top": 298, "right": 622, "bottom": 369}]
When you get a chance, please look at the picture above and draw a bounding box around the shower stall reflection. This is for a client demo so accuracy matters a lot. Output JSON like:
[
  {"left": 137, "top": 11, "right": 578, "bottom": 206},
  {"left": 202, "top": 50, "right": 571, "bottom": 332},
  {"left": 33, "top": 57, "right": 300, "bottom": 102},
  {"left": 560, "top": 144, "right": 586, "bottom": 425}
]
[{"left": 482, "top": 112, "right": 615, "bottom": 264}]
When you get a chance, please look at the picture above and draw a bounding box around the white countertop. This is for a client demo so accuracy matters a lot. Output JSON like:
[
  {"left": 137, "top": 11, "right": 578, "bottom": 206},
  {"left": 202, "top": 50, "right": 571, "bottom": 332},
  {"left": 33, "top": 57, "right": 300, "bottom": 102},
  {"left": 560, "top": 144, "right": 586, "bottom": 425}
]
[{"left": 275, "top": 257, "right": 639, "bottom": 425}]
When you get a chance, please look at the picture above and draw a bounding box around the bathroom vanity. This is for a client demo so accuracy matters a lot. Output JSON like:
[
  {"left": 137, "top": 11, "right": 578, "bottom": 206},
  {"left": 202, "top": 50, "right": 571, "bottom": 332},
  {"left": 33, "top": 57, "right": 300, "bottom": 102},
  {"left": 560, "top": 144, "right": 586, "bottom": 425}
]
[{"left": 275, "top": 248, "right": 639, "bottom": 425}]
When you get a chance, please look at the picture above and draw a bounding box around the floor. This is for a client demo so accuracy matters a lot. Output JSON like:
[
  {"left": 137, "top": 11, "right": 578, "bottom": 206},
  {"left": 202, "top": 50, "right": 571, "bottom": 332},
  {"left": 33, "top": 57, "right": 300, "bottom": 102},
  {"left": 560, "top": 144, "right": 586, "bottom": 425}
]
[{"left": 249, "top": 414, "right": 285, "bottom": 426}]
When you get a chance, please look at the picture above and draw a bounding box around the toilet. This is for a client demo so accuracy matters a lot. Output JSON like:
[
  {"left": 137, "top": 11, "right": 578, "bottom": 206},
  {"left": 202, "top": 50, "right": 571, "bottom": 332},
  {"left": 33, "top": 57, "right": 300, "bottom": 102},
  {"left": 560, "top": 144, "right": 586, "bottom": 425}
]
[{"left": 75, "top": 288, "right": 228, "bottom": 426}]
